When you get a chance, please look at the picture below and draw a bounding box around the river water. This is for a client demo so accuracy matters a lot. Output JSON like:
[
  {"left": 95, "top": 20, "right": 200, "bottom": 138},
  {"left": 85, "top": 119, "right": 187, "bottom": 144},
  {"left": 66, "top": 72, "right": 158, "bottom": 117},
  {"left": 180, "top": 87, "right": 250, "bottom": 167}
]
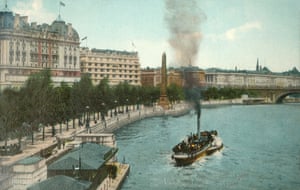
[{"left": 115, "top": 104, "right": 300, "bottom": 190}]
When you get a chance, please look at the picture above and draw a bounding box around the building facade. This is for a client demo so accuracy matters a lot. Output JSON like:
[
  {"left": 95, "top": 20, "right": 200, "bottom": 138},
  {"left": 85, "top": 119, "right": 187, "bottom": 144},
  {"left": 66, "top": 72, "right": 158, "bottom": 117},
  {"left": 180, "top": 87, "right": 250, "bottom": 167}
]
[
  {"left": 140, "top": 68, "right": 161, "bottom": 87},
  {"left": 80, "top": 48, "right": 141, "bottom": 86},
  {"left": 0, "top": 8, "right": 80, "bottom": 90},
  {"left": 168, "top": 69, "right": 184, "bottom": 87},
  {"left": 141, "top": 67, "right": 205, "bottom": 88},
  {"left": 12, "top": 156, "right": 47, "bottom": 190},
  {"left": 205, "top": 71, "right": 300, "bottom": 89},
  {"left": 182, "top": 69, "right": 206, "bottom": 87}
]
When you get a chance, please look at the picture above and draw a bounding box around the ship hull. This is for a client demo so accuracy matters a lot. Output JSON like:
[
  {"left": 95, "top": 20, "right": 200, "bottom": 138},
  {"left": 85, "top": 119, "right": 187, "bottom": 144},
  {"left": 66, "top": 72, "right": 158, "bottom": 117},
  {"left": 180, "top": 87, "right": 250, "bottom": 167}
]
[{"left": 172, "top": 143, "right": 210, "bottom": 166}]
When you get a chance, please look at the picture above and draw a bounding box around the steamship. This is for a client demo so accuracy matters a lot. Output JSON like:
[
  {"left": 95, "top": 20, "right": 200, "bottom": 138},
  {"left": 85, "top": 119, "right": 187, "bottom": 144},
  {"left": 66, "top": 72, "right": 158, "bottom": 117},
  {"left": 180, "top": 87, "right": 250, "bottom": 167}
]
[{"left": 171, "top": 104, "right": 223, "bottom": 166}]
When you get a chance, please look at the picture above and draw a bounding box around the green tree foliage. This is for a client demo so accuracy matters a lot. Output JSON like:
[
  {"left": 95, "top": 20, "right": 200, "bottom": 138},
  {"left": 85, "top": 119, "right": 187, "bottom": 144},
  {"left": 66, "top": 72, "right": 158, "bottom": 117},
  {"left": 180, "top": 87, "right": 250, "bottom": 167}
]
[
  {"left": 167, "top": 83, "right": 184, "bottom": 102},
  {"left": 0, "top": 70, "right": 167, "bottom": 147},
  {"left": 94, "top": 78, "right": 111, "bottom": 120},
  {"left": 21, "top": 69, "right": 53, "bottom": 143},
  {"left": 0, "top": 88, "right": 24, "bottom": 153}
]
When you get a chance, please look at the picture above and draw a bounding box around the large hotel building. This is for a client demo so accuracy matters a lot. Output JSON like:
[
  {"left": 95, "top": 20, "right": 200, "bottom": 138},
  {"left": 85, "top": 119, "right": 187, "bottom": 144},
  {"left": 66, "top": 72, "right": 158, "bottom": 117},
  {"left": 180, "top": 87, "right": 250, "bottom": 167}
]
[
  {"left": 0, "top": 6, "right": 80, "bottom": 90},
  {"left": 80, "top": 48, "right": 141, "bottom": 86}
]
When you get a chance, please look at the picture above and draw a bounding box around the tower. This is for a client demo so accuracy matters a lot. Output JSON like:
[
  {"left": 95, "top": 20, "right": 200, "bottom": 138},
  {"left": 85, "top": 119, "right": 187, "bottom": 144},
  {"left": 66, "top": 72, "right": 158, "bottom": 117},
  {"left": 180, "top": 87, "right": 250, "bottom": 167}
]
[{"left": 159, "top": 52, "right": 170, "bottom": 109}]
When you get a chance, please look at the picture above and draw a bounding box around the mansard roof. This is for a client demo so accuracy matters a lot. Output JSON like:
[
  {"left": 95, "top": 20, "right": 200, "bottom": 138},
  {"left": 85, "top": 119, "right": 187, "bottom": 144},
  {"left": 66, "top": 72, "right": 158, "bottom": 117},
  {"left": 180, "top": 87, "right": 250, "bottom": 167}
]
[{"left": 0, "top": 9, "right": 79, "bottom": 41}]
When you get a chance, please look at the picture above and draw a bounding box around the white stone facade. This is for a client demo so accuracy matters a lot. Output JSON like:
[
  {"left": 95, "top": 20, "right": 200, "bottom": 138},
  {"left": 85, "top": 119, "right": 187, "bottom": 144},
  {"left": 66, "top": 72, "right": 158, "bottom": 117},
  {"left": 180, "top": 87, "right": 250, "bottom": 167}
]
[
  {"left": 75, "top": 133, "right": 117, "bottom": 148},
  {"left": 205, "top": 72, "right": 300, "bottom": 88},
  {"left": 0, "top": 10, "right": 80, "bottom": 90},
  {"left": 11, "top": 157, "right": 47, "bottom": 190},
  {"left": 80, "top": 48, "right": 141, "bottom": 86}
]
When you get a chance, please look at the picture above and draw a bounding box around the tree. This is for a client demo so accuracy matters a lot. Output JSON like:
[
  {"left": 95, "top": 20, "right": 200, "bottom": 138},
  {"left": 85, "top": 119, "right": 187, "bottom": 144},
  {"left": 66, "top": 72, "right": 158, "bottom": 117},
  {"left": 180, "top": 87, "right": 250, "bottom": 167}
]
[
  {"left": 167, "top": 83, "right": 184, "bottom": 103},
  {"left": 0, "top": 88, "right": 24, "bottom": 154},
  {"left": 21, "top": 69, "right": 53, "bottom": 143},
  {"left": 95, "top": 78, "right": 111, "bottom": 121},
  {"left": 70, "top": 74, "right": 93, "bottom": 128},
  {"left": 49, "top": 83, "right": 71, "bottom": 134}
]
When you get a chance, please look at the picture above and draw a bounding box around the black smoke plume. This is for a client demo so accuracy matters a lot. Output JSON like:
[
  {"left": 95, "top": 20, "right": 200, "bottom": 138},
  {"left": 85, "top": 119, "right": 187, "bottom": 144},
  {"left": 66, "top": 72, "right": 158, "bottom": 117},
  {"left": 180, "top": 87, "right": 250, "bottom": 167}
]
[
  {"left": 164, "top": 0, "right": 205, "bottom": 67},
  {"left": 165, "top": 0, "right": 204, "bottom": 135}
]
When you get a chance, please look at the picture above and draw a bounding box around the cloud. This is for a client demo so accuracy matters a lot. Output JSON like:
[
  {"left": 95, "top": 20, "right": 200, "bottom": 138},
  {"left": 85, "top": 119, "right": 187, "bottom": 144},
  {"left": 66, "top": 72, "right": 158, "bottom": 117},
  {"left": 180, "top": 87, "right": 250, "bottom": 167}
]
[
  {"left": 12, "top": 0, "right": 56, "bottom": 24},
  {"left": 207, "top": 21, "right": 262, "bottom": 41},
  {"left": 225, "top": 21, "right": 262, "bottom": 40}
]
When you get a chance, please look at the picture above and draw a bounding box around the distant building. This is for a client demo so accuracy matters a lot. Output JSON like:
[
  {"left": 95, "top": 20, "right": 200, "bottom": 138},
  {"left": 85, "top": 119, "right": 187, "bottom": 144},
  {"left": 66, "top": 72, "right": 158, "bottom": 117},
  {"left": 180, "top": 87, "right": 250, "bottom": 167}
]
[
  {"left": 0, "top": 5, "right": 80, "bottom": 90},
  {"left": 168, "top": 69, "right": 184, "bottom": 87},
  {"left": 140, "top": 67, "right": 205, "bottom": 88},
  {"left": 205, "top": 70, "right": 300, "bottom": 88},
  {"left": 182, "top": 68, "right": 206, "bottom": 87},
  {"left": 80, "top": 48, "right": 141, "bottom": 86},
  {"left": 140, "top": 68, "right": 161, "bottom": 87}
]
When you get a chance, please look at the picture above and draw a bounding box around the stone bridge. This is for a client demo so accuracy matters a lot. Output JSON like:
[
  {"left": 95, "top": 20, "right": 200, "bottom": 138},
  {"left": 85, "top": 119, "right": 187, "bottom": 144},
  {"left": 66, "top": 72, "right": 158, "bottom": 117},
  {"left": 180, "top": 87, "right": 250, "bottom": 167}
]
[{"left": 246, "top": 87, "right": 300, "bottom": 103}]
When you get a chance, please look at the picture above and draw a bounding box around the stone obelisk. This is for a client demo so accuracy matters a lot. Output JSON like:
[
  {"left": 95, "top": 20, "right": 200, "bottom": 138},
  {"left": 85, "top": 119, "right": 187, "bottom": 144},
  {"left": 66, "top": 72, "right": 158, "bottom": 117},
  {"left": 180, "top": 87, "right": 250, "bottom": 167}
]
[{"left": 159, "top": 52, "right": 170, "bottom": 109}]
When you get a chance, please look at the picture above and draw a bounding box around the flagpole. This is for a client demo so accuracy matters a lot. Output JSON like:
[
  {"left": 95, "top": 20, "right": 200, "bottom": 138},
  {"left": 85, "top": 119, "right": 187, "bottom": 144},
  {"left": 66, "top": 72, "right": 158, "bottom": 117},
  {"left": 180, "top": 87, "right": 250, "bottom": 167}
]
[
  {"left": 58, "top": 1, "right": 65, "bottom": 20},
  {"left": 59, "top": 4, "right": 61, "bottom": 18},
  {"left": 81, "top": 37, "right": 88, "bottom": 48}
]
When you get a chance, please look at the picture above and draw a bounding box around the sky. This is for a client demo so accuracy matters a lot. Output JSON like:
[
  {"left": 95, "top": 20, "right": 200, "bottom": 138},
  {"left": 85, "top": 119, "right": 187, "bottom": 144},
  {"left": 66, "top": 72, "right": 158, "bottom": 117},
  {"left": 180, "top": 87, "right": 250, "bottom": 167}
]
[{"left": 3, "top": 0, "right": 300, "bottom": 72}]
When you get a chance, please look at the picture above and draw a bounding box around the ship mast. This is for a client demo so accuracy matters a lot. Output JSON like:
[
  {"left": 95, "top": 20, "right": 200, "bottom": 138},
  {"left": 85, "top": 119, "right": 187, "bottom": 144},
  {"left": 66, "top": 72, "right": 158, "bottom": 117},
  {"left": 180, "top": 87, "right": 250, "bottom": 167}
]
[{"left": 196, "top": 102, "right": 201, "bottom": 140}]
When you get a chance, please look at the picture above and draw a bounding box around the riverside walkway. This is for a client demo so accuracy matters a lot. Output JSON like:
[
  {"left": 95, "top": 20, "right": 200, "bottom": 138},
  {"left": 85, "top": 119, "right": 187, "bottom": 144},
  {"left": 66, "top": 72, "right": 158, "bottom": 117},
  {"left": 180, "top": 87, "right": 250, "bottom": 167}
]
[
  {"left": 91, "top": 103, "right": 191, "bottom": 134},
  {"left": 1, "top": 103, "right": 191, "bottom": 166},
  {"left": 0, "top": 102, "right": 192, "bottom": 189}
]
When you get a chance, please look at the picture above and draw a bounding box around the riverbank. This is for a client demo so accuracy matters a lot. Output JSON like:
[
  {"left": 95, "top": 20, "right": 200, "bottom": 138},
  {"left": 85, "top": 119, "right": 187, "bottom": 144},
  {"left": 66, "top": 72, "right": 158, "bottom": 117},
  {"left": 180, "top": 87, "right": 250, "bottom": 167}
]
[
  {"left": 0, "top": 102, "right": 192, "bottom": 190},
  {"left": 89, "top": 102, "right": 192, "bottom": 134},
  {"left": 201, "top": 99, "right": 243, "bottom": 108}
]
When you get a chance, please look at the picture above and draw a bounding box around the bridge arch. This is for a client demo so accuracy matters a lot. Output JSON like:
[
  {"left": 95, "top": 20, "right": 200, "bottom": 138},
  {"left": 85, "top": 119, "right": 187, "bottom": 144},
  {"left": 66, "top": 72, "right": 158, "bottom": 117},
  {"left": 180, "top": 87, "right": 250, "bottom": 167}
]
[{"left": 275, "top": 91, "right": 300, "bottom": 103}]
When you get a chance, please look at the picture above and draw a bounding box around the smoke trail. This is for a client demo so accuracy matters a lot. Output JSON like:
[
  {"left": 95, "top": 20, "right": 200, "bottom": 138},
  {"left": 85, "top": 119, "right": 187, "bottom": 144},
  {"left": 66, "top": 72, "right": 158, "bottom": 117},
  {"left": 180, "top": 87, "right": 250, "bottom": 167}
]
[{"left": 164, "top": 0, "right": 205, "bottom": 67}]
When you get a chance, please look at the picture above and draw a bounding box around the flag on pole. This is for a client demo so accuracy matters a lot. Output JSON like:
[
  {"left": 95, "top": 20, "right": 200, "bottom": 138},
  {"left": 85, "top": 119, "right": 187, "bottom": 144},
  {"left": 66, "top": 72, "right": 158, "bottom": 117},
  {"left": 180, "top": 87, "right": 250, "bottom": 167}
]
[
  {"left": 81, "top": 36, "right": 87, "bottom": 41},
  {"left": 60, "top": 1, "right": 65, "bottom": 7}
]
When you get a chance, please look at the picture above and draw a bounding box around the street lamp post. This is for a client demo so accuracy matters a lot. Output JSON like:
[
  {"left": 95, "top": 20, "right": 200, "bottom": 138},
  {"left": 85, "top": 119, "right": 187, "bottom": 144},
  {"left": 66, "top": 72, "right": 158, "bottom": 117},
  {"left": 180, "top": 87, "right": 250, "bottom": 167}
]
[
  {"left": 101, "top": 102, "right": 107, "bottom": 128},
  {"left": 137, "top": 97, "right": 140, "bottom": 110},
  {"left": 114, "top": 100, "right": 118, "bottom": 116},
  {"left": 39, "top": 123, "right": 44, "bottom": 141},
  {"left": 32, "top": 125, "right": 34, "bottom": 145},
  {"left": 86, "top": 106, "right": 90, "bottom": 133}
]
